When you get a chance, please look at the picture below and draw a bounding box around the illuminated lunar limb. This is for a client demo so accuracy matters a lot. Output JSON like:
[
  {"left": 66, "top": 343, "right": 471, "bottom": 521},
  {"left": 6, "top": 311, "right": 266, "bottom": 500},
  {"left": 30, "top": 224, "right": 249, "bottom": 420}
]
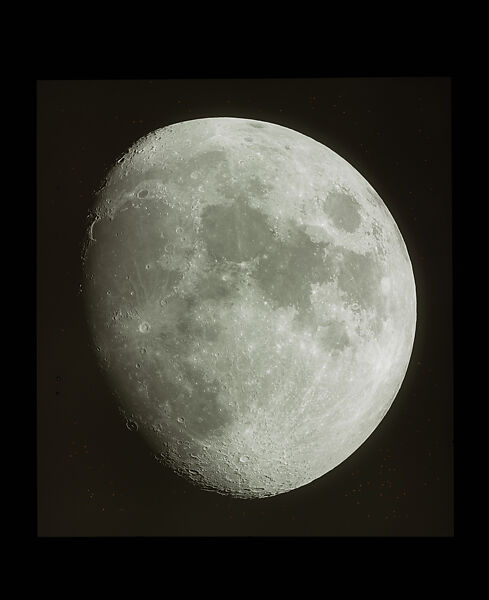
[{"left": 83, "top": 118, "right": 416, "bottom": 499}]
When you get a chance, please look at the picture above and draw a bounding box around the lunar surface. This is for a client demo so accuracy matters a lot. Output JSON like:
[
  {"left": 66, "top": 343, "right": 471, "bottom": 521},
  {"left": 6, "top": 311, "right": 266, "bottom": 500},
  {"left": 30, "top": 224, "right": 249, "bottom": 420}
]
[{"left": 82, "top": 117, "right": 416, "bottom": 499}]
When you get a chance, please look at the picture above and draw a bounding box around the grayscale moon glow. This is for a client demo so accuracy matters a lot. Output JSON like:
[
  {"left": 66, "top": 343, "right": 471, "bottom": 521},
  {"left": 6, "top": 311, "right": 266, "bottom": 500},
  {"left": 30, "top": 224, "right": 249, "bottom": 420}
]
[{"left": 82, "top": 117, "right": 416, "bottom": 499}]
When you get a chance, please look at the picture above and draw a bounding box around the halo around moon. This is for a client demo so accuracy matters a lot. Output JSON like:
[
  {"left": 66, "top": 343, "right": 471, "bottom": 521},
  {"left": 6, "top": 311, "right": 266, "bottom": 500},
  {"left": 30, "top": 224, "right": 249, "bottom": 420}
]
[{"left": 82, "top": 117, "right": 416, "bottom": 498}]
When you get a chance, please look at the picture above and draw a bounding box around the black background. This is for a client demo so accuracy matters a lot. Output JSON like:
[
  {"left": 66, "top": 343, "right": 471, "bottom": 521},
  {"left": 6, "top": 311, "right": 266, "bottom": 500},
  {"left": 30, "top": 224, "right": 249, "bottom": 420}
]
[{"left": 37, "top": 77, "right": 453, "bottom": 537}]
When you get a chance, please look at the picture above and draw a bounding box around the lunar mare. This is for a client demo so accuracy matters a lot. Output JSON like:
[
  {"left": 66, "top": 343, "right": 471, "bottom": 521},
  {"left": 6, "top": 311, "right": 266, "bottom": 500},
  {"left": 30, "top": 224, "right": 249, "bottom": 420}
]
[{"left": 83, "top": 117, "right": 416, "bottom": 498}]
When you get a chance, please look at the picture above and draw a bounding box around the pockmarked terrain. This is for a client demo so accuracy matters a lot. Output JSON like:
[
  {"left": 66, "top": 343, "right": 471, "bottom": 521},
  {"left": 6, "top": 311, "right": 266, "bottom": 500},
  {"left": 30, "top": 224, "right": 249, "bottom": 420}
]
[{"left": 83, "top": 118, "right": 416, "bottom": 498}]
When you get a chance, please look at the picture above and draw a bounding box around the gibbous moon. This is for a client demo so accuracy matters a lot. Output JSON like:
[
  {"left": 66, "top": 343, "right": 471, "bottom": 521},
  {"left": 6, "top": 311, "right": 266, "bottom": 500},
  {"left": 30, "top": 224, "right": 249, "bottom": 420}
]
[{"left": 82, "top": 117, "right": 416, "bottom": 499}]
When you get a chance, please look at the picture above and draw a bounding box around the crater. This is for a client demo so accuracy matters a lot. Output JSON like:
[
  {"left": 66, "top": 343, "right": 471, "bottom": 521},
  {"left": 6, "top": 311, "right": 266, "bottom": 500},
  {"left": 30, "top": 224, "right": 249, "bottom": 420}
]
[
  {"left": 138, "top": 321, "right": 150, "bottom": 333},
  {"left": 322, "top": 191, "right": 362, "bottom": 233}
]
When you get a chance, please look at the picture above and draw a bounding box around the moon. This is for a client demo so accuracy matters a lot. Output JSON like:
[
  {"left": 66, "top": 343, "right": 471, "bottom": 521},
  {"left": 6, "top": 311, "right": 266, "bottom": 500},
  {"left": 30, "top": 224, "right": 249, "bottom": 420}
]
[{"left": 82, "top": 117, "right": 416, "bottom": 499}]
